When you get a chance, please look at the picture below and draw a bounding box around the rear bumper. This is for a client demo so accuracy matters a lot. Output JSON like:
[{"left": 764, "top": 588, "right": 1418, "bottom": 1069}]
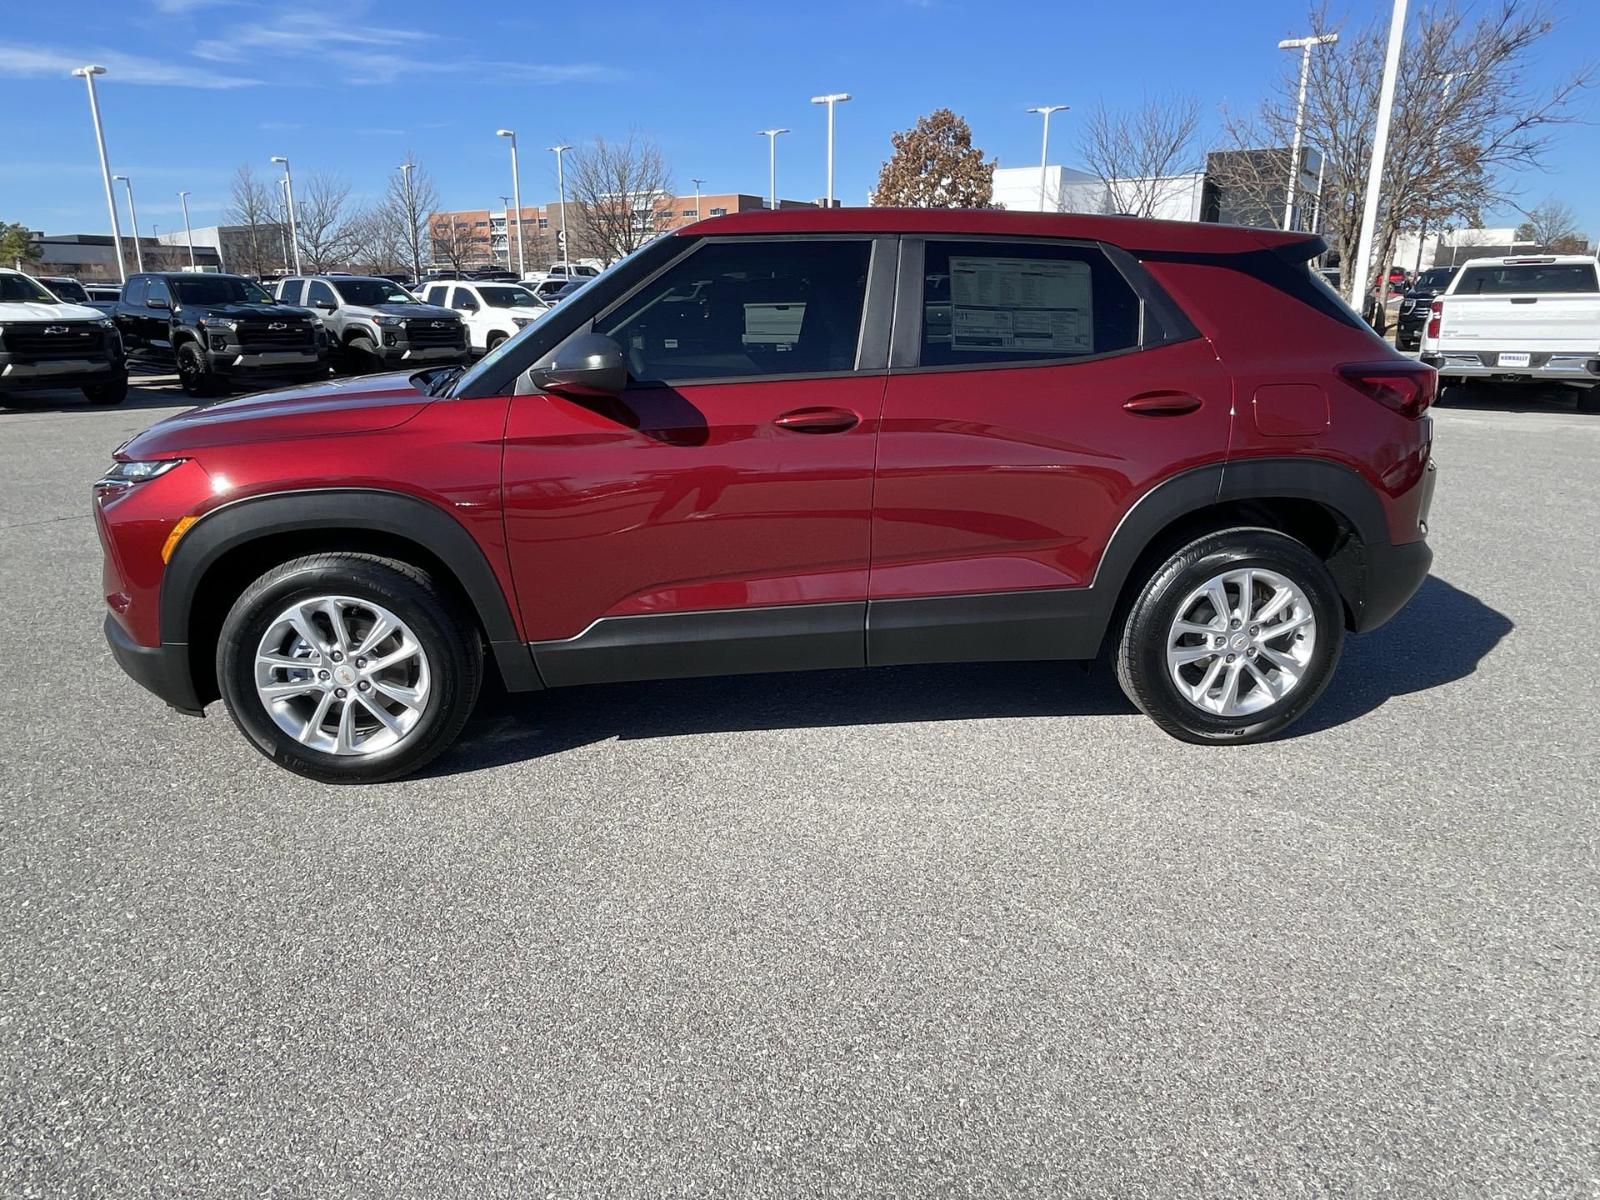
[
  {"left": 104, "top": 615, "right": 203, "bottom": 716},
  {"left": 1422, "top": 351, "right": 1600, "bottom": 385},
  {"left": 1356, "top": 539, "right": 1432, "bottom": 633}
]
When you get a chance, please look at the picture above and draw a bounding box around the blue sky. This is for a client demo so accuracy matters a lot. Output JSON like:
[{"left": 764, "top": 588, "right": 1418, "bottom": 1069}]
[{"left": 3, "top": 0, "right": 1597, "bottom": 239}]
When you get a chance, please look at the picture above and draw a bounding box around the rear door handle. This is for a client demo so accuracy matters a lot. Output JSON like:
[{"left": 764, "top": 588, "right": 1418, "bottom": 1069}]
[
  {"left": 1123, "top": 391, "right": 1203, "bottom": 416},
  {"left": 774, "top": 406, "right": 860, "bottom": 434}
]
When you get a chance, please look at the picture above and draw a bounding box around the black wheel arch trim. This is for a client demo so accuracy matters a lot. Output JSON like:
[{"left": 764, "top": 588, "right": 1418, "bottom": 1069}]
[{"left": 160, "top": 487, "right": 541, "bottom": 692}]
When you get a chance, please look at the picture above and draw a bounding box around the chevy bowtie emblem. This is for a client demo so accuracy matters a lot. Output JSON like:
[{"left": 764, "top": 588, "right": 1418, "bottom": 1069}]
[
  {"left": 268, "top": 322, "right": 287, "bottom": 330},
  {"left": 45, "top": 325, "right": 68, "bottom": 334},
  {"left": 432, "top": 320, "right": 447, "bottom": 328}
]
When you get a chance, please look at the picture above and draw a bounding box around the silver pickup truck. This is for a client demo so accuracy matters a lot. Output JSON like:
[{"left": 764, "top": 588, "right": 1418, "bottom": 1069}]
[
  {"left": 1419, "top": 255, "right": 1600, "bottom": 405},
  {"left": 275, "top": 275, "right": 468, "bottom": 374}
]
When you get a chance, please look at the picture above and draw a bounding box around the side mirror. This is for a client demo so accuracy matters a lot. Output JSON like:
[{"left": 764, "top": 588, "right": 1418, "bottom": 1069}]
[
  {"left": 459, "top": 300, "right": 479, "bottom": 312},
  {"left": 529, "top": 332, "right": 628, "bottom": 399},
  {"left": 147, "top": 296, "right": 170, "bottom": 310},
  {"left": 314, "top": 299, "right": 335, "bottom": 312}
]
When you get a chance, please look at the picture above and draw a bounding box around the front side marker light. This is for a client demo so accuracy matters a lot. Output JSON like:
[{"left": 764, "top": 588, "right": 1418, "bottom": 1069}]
[{"left": 161, "top": 515, "right": 198, "bottom": 562}]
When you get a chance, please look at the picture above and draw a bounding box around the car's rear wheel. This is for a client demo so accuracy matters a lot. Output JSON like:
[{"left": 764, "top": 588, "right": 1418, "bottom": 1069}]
[
  {"left": 1115, "top": 528, "right": 1344, "bottom": 744},
  {"left": 217, "top": 553, "right": 482, "bottom": 783}
]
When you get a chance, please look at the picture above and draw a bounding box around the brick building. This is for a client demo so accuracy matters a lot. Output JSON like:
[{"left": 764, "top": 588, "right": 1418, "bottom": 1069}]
[{"left": 429, "top": 192, "right": 815, "bottom": 273}]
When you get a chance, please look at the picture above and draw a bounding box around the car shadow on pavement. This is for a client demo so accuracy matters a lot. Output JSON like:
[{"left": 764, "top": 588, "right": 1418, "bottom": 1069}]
[
  {"left": 0, "top": 378, "right": 186, "bottom": 416},
  {"left": 437, "top": 574, "right": 1510, "bottom": 773},
  {"left": 1436, "top": 383, "right": 1598, "bottom": 415},
  {"left": 1291, "top": 573, "right": 1512, "bottom": 735}
]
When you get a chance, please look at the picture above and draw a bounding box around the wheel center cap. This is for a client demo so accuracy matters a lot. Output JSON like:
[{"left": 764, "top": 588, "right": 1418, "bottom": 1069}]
[
  {"left": 333, "top": 664, "right": 358, "bottom": 687},
  {"left": 1230, "top": 633, "right": 1250, "bottom": 651}
]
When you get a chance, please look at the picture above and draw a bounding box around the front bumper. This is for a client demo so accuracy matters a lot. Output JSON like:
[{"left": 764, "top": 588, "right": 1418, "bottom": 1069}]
[
  {"left": 0, "top": 355, "right": 121, "bottom": 391},
  {"left": 1422, "top": 351, "right": 1600, "bottom": 385},
  {"left": 104, "top": 614, "right": 203, "bottom": 715},
  {"left": 204, "top": 347, "right": 325, "bottom": 377},
  {"left": 379, "top": 343, "right": 467, "bottom": 365}
]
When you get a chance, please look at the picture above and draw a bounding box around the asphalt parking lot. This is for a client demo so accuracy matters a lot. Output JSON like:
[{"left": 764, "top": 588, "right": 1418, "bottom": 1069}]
[{"left": 3, "top": 377, "right": 1597, "bottom": 1197}]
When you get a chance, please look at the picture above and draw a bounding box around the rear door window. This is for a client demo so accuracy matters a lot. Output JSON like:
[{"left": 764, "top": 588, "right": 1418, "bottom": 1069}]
[
  {"left": 122, "top": 277, "right": 147, "bottom": 306},
  {"left": 917, "top": 241, "right": 1140, "bottom": 368},
  {"left": 278, "top": 279, "right": 305, "bottom": 305}
]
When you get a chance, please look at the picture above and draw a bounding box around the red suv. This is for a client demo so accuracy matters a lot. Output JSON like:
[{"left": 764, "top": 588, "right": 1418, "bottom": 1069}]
[{"left": 97, "top": 209, "right": 1436, "bottom": 782}]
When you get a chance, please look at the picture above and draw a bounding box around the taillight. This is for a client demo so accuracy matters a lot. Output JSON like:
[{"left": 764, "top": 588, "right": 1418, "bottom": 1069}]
[
  {"left": 1426, "top": 299, "right": 1443, "bottom": 340},
  {"left": 1338, "top": 362, "right": 1436, "bottom": 419}
]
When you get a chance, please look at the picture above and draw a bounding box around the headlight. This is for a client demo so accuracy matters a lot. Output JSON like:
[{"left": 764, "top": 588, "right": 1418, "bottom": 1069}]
[
  {"left": 373, "top": 314, "right": 406, "bottom": 327},
  {"left": 95, "top": 459, "right": 185, "bottom": 495},
  {"left": 202, "top": 317, "right": 240, "bottom": 332}
]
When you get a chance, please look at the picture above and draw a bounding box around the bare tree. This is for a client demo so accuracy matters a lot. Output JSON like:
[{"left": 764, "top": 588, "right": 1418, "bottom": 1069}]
[
  {"left": 428, "top": 214, "right": 480, "bottom": 272},
  {"left": 286, "top": 172, "right": 358, "bottom": 273},
  {"left": 1219, "top": 1, "right": 1594, "bottom": 299},
  {"left": 345, "top": 206, "right": 410, "bottom": 276},
  {"left": 872, "top": 109, "right": 996, "bottom": 208},
  {"left": 224, "top": 164, "right": 284, "bottom": 276},
  {"left": 566, "top": 133, "right": 674, "bottom": 264},
  {"left": 1076, "top": 95, "right": 1204, "bottom": 218},
  {"left": 381, "top": 153, "right": 438, "bottom": 280},
  {"left": 1516, "top": 197, "right": 1586, "bottom": 251}
]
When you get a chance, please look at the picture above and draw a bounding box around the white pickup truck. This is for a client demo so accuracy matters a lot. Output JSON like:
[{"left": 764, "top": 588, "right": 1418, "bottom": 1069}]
[{"left": 1420, "top": 255, "right": 1600, "bottom": 404}]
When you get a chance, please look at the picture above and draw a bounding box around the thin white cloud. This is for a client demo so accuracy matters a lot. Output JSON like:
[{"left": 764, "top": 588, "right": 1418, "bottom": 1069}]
[
  {"left": 0, "top": 42, "right": 258, "bottom": 88},
  {"left": 148, "top": 0, "right": 234, "bottom": 12}
]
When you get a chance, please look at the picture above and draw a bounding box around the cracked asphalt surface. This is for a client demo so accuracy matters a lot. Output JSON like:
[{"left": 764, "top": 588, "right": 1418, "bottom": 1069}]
[{"left": 2, "top": 379, "right": 1596, "bottom": 1197}]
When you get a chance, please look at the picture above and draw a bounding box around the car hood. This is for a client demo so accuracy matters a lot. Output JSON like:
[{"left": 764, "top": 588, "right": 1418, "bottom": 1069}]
[
  {"left": 350, "top": 303, "right": 459, "bottom": 320},
  {"left": 177, "top": 302, "right": 314, "bottom": 321},
  {"left": 0, "top": 300, "right": 109, "bottom": 323},
  {"left": 119, "top": 371, "right": 435, "bottom": 458}
]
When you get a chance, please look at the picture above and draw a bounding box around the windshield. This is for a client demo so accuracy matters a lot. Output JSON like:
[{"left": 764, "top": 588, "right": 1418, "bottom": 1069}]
[
  {"left": 46, "top": 279, "right": 90, "bottom": 302},
  {"left": 172, "top": 276, "right": 277, "bottom": 305},
  {"left": 1454, "top": 263, "right": 1599, "bottom": 295},
  {"left": 0, "top": 273, "right": 61, "bottom": 304},
  {"left": 1416, "top": 268, "right": 1456, "bottom": 290},
  {"left": 335, "top": 279, "right": 418, "bottom": 306},
  {"left": 477, "top": 285, "right": 543, "bottom": 309}
]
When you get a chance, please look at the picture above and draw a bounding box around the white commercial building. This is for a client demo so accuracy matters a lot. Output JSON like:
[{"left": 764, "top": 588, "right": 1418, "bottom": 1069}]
[{"left": 993, "top": 165, "right": 1207, "bottom": 222}]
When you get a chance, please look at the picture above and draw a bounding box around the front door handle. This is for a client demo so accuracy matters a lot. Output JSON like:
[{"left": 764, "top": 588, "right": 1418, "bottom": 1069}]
[
  {"left": 1123, "top": 391, "right": 1203, "bottom": 416},
  {"left": 774, "top": 406, "right": 860, "bottom": 434}
]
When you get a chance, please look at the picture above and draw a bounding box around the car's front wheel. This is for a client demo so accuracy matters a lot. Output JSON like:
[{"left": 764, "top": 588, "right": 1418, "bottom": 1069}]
[
  {"left": 83, "top": 370, "right": 128, "bottom": 406},
  {"left": 217, "top": 553, "right": 483, "bottom": 783},
  {"left": 176, "top": 342, "right": 223, "bottom": 397},
  {"left": 1115, "top": 528, "right": 1345, "bottom": 744}
]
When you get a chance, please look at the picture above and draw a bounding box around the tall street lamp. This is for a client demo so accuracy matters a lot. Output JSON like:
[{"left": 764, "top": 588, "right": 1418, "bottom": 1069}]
[
  {"left": 1351, "top": 1, "right": 1407, "bottom": 311},
  {"left": 177, "top": 190, "right": 196, "bottom": 270},
  {"left": 397, "top": 161, "right": 420, "bottom": 280},
  {"left": 809, "top": 94, "right": 850, "bottom": 207},
  {"left": 71, "top": 65, "right": 126, "bottom": 283},
  {"left": 499, "top": 194, "right": 513, "bottom": 267},
  {"left": 270, "top": 156, "right": 301, "bottom": 274},
  {"left": 690, "top": 177, "right": 705, "bottom": 220},
  {"left": 757, "top": 130, "right": 789, "bottom": 211},
  {"left": 549, "top": 144, "right": 572, "bottom": 276},
  {"left": 1027, "top": 105, "right": 1069, "bottom": 212},
  {"left": 1278, "top": 32, "right": 1339, "bottom": 231},
  {"left": 112, "top": 174, "right": 144, "bottom": 272},
  {"left": 496, "top": 130, "right": 526, "bottom": 279}
]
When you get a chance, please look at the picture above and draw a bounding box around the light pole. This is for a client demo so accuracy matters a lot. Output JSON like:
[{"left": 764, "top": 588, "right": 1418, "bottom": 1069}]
[
  {"left": 549, "top": 144, "right": 572, "bottom": 276},
  {"left": 690, "top": 177, "right": 705, "bottom": 219},
  {"left": 112, "top": 174, "right": 144, "bottom": 272},
  {"left": 72, "top": 65, "right": 126, "bottom": 284},
  {"left": 177, "top": 190, "right": 196, "bottom": 270},
  {"left": 1026, "top": 105, "right": 1069, "bottom": 212},
  {"left": 498, "top": 194, "right": 513, "bottom": 268},
  {"left": 809, "top": 94, "right": 850, "bottom": 207},
  {"left": 757, "top": 130, "right": 789, "bottom": 210},
  {"left": 270, "top": 156, "right": 301, "bottom": 274},
  {"left": 397, "top": 161, "right": 420, "bottom": 280},
  {"left": 495, "top": 130, "right": 526, "bottom": 279},
  {"left": 1351, "top": 0, "right": 1408, "bottom": 312},
  {"left": 1279, "top": 32, "right": 1339, "bottom": 231}
]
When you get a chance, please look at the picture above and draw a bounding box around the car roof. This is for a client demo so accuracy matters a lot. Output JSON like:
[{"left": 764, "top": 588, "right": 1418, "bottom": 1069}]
[
  {"left": 674, "top": 207, "right": 1320, "bottom": 255},
  {"left": 1456, "top": 254, "right": 1597, "bottom": 267}
]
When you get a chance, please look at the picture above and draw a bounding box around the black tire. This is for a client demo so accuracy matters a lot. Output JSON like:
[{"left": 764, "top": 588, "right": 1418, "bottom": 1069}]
[
  {"left": 344, "top": 336, "right": 383, "bottom": 376},
  {"left": 216, "top": 553, "right": 483, "bottom": 783},
  {"left": 176, "top": 341, "right": 224, "bottom": 397},
  {"left": 1114, "top": 528, "right": 1345, "bottom": 745},
  {"left": 84, "top": 371, "right": 129, "bottom": 406},
  {"left": 485, "top": 332, "right": 507, "bottom": 354},
  {"left": 1576, "top": 388, "right": 1600, "bottom": 415}
]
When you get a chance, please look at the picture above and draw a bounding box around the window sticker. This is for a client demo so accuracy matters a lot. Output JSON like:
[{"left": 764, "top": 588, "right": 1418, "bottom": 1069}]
[{"left": 947, "top": 256, "right": 1094, "bottom": 354}]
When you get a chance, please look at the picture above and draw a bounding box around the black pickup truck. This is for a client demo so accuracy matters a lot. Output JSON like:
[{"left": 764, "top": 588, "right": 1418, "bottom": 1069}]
[{"left": 112, "top": 272, "right": 328, "bottom": 397}]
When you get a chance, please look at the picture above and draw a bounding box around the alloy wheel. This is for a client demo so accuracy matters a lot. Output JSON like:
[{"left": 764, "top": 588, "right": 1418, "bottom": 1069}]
[
  {"left": 253, "top": 595, "right": 431, "bottom": 755},
  {"left": 1165, "top": 567, "right": 1317, "bottom": 717}
]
